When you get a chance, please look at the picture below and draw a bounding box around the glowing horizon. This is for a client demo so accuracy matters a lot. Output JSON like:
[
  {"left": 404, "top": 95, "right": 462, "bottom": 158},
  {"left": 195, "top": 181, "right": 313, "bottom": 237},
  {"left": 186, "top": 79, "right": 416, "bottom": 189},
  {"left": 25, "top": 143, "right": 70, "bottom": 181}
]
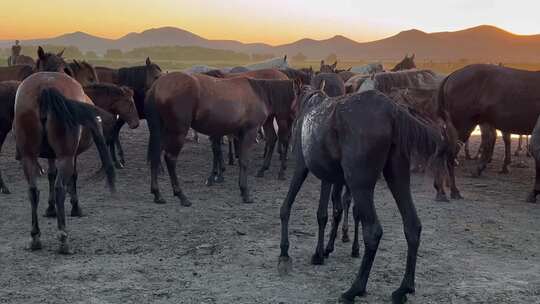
[{"left": 1, "top": 0, "right": 539, "bottom": 45}]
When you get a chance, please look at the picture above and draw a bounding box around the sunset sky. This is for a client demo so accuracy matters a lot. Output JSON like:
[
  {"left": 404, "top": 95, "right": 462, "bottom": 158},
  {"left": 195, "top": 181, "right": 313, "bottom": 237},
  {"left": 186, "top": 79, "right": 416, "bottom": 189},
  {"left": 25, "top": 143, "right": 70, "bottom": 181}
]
[{"left": 1, "top": 0, "right": 538, "bottom": 44}]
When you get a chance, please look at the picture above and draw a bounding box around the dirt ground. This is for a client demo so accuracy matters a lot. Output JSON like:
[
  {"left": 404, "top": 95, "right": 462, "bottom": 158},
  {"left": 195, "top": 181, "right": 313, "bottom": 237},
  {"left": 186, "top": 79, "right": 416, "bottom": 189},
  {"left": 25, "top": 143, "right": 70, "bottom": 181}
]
[{"left": 1, "top": 124, "right": 539, "bottom": 304}]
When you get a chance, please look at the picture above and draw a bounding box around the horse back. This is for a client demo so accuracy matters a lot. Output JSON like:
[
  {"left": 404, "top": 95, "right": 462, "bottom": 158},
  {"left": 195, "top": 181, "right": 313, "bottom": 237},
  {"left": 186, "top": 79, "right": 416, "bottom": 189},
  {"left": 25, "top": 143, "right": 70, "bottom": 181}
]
[{"left": 95, "top": 67, "right": 119, "bottom": 84}]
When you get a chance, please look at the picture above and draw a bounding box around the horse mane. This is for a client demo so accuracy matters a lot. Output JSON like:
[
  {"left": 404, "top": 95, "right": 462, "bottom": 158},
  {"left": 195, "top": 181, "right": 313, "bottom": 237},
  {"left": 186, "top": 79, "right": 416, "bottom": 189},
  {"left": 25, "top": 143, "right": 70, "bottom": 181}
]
[
  {"left": 118, "top": 66, "right": 149, "bottom": 89},
  {"left": 84, "top": 83, "right": 129, "bottom": 100},
  {"left": 373, "top": 70, "right": 439, "bottom": 93},
  {"left": 247, "top": 79, "right": 295, "bottom": 115},
  {"left": 311, "top": 73, "right": 345, "bottom": 97},
  {"left": 280, "top": 68, "right": 312, "bottom": 85},
  {"left": 203, "top": 69, "right": 226, "bottom": 78}
]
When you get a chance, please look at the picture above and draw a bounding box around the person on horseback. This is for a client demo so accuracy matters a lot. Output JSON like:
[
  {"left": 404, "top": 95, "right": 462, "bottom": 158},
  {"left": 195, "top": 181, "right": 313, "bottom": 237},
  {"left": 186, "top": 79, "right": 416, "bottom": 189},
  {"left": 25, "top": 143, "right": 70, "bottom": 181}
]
[{"left": 9, "top": 40, "right": 21, "bottom": 66}]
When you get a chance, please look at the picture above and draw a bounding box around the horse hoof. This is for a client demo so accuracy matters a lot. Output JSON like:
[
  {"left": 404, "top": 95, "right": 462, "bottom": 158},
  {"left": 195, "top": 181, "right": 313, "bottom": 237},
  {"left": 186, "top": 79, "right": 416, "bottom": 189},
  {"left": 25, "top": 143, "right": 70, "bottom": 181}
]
[
  {"left": 114, "top": 162, "right": 124, "bottom": 170},
  {"left": 323, "top": 247, "right": 333, "bottom": 258},
  {"left": 339, "top": 294, "right": 355, "bottom": 304},
  {"left": 342, "top": 234, "right": 350, "bottom": 243},
  {"left": 435, "top": 194, "right": 450, "bottom": 203},
  {"left": 214, "top": 176, "right": 224, "bottom": 184},
  {"left": 277, "top": 256, "right": 292, "bottom": 276},
  {"left": 154, "top": 197, "right": 167, "bottom": 205},
  {"left": 206, "top": 177, "right": 215, "bottom": 186},
  {"left": 0, "top": 187, "right": 10, "bottom": 194},
  {"left": 44, "top": 206, "right": 57, "bottom": 218},
  {"left": 243, "top": 199, "right": 255, "bottom": 204},
  {"left": 256, "top": 170, "right": 265, "bottom": 178},
  {"left": 392, "top": 287, "right": 414, "bottom": 304},
  {"left": 277, "top": 173, "right": 286, "bottom": 181},
  {"left": 351, "top": 249, "right": 360, "bottom": 258},
  {"left": 57, "top": 232, "right": 71, "bottom": 255},
  {"left": 29, "top": 238, "right": 42, "bottom": 251},
  {"left": 451, "top": 191, "right": 463, "bottom": 200},
  {"left": 70, "top": 207, "right": 83, "bottom": 217},
  {"left": 526, "top": 193, "right": 537, "bottom": 203},
  {"left": 311, "top": 253, "right": 325, "bottom": 265}
]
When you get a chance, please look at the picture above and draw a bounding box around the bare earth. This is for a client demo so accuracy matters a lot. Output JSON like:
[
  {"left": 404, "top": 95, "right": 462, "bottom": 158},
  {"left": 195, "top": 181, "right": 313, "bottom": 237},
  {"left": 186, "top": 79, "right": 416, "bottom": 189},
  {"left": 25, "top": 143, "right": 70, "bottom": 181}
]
[{"left": 1, "top": 123, "right": 540, "bottom": 304}]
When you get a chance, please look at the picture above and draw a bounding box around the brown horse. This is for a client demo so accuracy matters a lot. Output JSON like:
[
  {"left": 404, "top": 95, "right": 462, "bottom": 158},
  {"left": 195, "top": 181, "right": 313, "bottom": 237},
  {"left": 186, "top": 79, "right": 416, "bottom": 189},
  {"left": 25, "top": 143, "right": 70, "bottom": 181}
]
[
  {"left": 8, "top": 54, "right": 35, "bottom": 67},
  {"left": 391, "top": 54, "right": 417, "bottom": 72},
  {"left": 204, "top": 68, "right": 296, "bottom": 181},
  {"left": 319, "top": 60, "right": 338, "bottom": 73},
  {"left": 0, "top": 65, "right": 34, "bottom": 82},
  {"left": 95, "top": 57, "right": 162, "bottom": 168},
  {"left": 440, "top": 64, "right": 540, "bottom": 184},
  {"left": 14, "top": 72, "right": 116, "bottom": 253},
  {"left": 0, "top": 81, "right": 20, "bottom": 194},
  {"left": 68, "top": 60, "right": 99, "bottom": 86},
  {"left": 145, "top": 72, "right": 296, "bottom": 205}
]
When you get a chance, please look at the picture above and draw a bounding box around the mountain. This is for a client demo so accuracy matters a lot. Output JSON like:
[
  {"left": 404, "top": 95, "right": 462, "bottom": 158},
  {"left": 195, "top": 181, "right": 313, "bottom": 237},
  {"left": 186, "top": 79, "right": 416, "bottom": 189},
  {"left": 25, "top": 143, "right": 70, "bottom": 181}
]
[{"left": 2, "top": 25, "right": 540, "bottom": 62}]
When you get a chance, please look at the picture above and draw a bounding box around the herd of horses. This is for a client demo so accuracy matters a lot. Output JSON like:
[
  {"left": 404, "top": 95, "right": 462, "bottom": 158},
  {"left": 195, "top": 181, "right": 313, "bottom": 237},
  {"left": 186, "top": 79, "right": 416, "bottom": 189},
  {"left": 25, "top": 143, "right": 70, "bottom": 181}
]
[{"left": 2, "top": 47, "right": 540, "bottom": 303}]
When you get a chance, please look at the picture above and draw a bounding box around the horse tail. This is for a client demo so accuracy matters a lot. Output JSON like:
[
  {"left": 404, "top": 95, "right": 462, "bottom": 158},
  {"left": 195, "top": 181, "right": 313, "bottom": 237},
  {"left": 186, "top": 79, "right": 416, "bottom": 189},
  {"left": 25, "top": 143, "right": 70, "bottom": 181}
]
[
  {"left": 144, "top": 88, "right": 162, "bottom": 169},
  {"left": 393, "top": 104, "right": 448, "bottom": 175},
  {"left": 38, "top": 88, "right": 115, "bottom": 192}
]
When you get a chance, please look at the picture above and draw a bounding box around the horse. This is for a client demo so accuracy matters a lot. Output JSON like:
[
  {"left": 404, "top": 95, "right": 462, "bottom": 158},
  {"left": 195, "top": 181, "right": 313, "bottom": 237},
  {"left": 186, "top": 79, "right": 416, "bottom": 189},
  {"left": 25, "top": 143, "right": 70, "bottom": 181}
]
[
  {"left": 391, "top": 54, "right": 417, "bottom": 72},
  {"left": 0, "top": 81, "right": 20, "bottom": 194},
  {"left": 279, "top": 67, "right": 313, "bottom": 86},
  {"left": 95, "top": 57, "right": 162, "bottom": 168},
  {"left": 311, "top": 73, "right": 345, "bottom": 97},
  {"left": 8, "top": 54, "right": 35, "bottom": 67},
  {"left": 202, "top": 68, "right": 296, "bottom": 181},
  {"left": 357, "top": 69, "right": 460, "bottom": 201},
  {"left": 0, "top": 65, "right": 34, "bottom": 82},
  {"left": 14, "top": 72, "right": 116, "bottom": 254},
  {"left": 350, "top": 63, "right": 384, "bottom": 75},
  {"left": 278, "top": 85, "right": 448, "bottom": 304},
  {"left": 245, "top": 55, "right": 288, "bottom": 71},
  {"left": 439, "top": 64, "right": 540, "bottom": 182},
  {"left": 145, "top": 72, "right": 296, "bottom": 205},
  {"left": 319, "top": 60, "right": 338, "bottom": 73},
  {"left": 68, "top": 60, "right": 99, "bottom": 86}
]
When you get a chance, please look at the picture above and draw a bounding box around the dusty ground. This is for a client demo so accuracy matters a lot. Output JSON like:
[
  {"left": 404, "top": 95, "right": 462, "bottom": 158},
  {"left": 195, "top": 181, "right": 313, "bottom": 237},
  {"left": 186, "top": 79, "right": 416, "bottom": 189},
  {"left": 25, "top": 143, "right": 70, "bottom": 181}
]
[{"left": 1, "top": 124, "right": 540, "bottom": 304}]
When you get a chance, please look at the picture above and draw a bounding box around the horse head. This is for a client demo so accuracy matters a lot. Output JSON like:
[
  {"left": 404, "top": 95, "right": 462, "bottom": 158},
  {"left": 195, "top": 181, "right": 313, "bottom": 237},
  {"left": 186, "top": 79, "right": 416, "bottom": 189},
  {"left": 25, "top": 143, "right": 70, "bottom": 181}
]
[{"left": 36, "top": 46, "right": 72, "bottom": 75}]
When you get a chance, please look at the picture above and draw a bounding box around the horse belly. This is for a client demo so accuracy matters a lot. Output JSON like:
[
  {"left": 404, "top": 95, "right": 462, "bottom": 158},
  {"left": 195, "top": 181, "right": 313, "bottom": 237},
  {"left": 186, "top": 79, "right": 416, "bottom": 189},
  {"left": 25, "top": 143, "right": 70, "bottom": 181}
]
[{"left": 193, "top": 101, "right": 265, "bottom": 136}]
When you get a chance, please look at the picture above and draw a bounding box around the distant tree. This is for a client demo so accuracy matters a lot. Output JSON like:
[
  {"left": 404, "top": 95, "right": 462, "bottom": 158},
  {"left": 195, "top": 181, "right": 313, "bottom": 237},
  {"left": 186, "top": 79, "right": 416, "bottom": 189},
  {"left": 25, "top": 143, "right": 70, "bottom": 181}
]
[
  {"left": 292, "top": 52, "right": 307, "bottom": 62},
  {"left": 85, "top": 51, "right": 98, "bottom": 59},
  {"left": 18, "top": 45, "right": 83, "bottom": 59},
  {"left": 325, "top": 53, "right": 338, "bottom": 63},
  {"left": 123, "top": 46, "right": 250, "bottom": 61},
  {"left": 105, "top": 49, "right": 123, "bottom": 59}
]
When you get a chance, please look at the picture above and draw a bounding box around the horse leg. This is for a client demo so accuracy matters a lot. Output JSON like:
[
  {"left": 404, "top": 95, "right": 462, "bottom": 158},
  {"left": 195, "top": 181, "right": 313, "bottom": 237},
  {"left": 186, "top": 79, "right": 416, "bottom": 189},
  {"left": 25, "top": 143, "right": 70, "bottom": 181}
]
[
  {"left": 449, "top": 157, "right": 463, "bottom": 199},
  {"left": 111, "top": 119, "right": 126, "bottom": 169},
  {"left": 0, "top": 130, "right": 10, "bottom": 194},
  {"left": 464, "top": 141, "right": 473, "bottom": 160},
  {"left": 325, "top": 183, "right": 344, "bottom": 257},
  {"left": 341, "top": 186, "right": 352, "bottom": 243},
  {"left": 500, "top": 132, "right": 511, "bottom": 174},
  {"left": 433, "top": 172, "right": 449, "bottom": 202},
  {"left": 527, "top": 162, "right": 540, "bottom": 203},
  {"left": 228, "top": 136, "right": 235, "bottom": 166},
  {"left": 44, "top": 159, "right": 57, "bottom": 218},
  {"left": 163, "top": 130, "right": 191, "bottom": 207},
  {"left": 69, "top": 159, "right": 82, "bottom": 217},
  {"left": 237, "top": 129, "right": 257, "bottom": 204},
  {"left": 207, "top": 136, "right": 224, "bottom": 185},
  {"left": 526, "top": 136, "right": 532, "bottom": 157},
  {"left": 278, "top": 158, "right": 309, "bottom": 276},
  {"left": 383, "top": 151, "right": 421, "bottom": 304},
  {"left": 256, "top": 120, "right": 277, "bottom": 178},
  {"left": 22, "top": 157, "right": 42, "bottom": 250},
  {"left": 311, "top": 181, "right": 331, "bottom": 265},
  {"left": 473, "top": 126, "right": 495, "bottom": 177},
  {"left": 54, "top": 157, "right": 74, "bottom": 254},
  {"left": 277, "top": 122, "right": 291, "bottom": 180},
  {"left": 341, "top": 181, "right": 381, "bottom": 302},
  {"left": 515, "top": 135, "right": 523, "bottom": 156}
]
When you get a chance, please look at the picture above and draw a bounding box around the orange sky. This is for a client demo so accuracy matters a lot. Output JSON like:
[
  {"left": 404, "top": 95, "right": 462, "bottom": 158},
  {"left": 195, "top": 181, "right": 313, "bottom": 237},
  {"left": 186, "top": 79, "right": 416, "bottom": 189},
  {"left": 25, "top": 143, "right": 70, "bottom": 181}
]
[{"left": 1, "top": 0, "right": 538, "bottom": 45}]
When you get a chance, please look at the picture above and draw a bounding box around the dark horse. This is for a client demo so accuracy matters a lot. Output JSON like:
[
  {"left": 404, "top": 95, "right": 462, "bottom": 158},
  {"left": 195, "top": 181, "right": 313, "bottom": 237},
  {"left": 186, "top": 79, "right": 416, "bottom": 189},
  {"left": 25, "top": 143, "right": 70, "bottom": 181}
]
[
  {"left": 14, "top": 72, "right": 116, "bottom": 253},
  {"left": 440, "top": 64, "right": 540, "bottom": 187},
  {"left": 0, "top": 81, "right": 20, "bottom": 194},
  {"left": 278, "top": 86, "right": 447, "bottom": 304},
  {"left": 391, "top": 54, "right": 417, "bottom": 72},
  {"left": 145, "top": 72, "right": 296, "bottom": 205},
  {"left": 0, "top": 65, "right": 34, "bottom": 82},
  {"left": 95, "top": 58, "right": 162, "bottom": 168}
]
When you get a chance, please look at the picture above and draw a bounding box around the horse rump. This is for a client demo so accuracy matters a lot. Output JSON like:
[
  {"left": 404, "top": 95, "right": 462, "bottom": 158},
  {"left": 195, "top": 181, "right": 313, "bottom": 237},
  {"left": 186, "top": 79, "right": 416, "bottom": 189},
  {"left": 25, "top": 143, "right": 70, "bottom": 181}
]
[{"left": 38, "top": 88, "right": 116, "bottom": 192}]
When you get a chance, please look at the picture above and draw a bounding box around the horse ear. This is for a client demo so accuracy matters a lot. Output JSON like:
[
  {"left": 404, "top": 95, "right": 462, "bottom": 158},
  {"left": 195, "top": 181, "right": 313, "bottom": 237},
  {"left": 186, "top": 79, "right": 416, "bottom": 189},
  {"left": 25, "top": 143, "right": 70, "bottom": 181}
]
[
  {"left": 73, "top": 59, "right": 81, "bottom": 68},
  {"left": 57, "top": 48, "right": 65, "bottom": 57},
  {"left": 37, "top": 46, "right": 45, "bottom": 60},
  {"left": 347, "top": 67, "right": 352, "bottom": 71},
  {"left": 146, "top": 57, "right": 152, "bottom": 66},
  {"left": 319, "top": 80, "right": 326, "bottom": 91},
  {"left": 284, "top": 55, "right": 287, "bottom": 62}
]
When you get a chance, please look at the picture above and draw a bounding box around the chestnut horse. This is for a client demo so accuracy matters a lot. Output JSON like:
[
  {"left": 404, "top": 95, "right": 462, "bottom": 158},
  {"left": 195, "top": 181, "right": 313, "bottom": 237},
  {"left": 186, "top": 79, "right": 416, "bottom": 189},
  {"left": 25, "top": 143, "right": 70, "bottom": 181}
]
[
  {"left": 14, "top": 72, "right": 116, "bottom": 253},
  {"left": 95, "top": 58, "right": 162, "bottom": 168},
  {"left": 0, "top": 65, "right": 34, "bottom": 82},
  {"left": 278, "top": 86, "right": 448, "bottom": 304},
  {"left": 440, "top": 64, "right": 540, "bottom": 183},
  {"left": 145, "top": 72, "right": 296, "bottom": 205}
]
